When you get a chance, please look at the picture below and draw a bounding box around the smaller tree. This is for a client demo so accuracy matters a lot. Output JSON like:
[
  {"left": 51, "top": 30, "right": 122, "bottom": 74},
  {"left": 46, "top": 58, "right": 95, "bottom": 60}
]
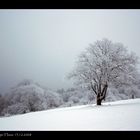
[{"left": 68, "top": 39, "right": 139, "bottom": 105}]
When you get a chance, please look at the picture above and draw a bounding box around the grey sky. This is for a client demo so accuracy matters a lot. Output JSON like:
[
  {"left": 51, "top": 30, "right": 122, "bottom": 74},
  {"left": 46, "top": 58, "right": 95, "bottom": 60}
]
[{"left": 0, "top": 9, "right": 140, "bottom": 92}]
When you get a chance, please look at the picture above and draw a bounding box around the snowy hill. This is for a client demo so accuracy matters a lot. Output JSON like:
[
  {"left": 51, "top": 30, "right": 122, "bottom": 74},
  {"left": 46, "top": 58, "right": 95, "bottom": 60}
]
[
  {"left": 0, "top": 98, "right": 140, "bottom": 131},
  {"left": 1, "top": 79, "right": 140, "bottom": 117}
]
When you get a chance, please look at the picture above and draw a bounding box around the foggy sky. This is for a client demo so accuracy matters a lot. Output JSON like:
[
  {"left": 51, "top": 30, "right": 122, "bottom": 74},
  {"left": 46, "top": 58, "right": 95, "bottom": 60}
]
[{"left": 1, "top": 9, "right": 140, "bottom": 92}]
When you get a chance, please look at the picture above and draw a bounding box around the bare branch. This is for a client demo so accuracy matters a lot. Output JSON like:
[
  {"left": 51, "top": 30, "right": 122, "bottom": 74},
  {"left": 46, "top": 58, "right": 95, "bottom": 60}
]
[{"left": 90, "top": 82, "right": 97, "bottom": 95}]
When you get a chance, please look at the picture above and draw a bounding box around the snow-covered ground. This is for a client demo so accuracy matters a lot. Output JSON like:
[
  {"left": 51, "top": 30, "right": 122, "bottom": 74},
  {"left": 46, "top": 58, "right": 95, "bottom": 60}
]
[{"left": 0, "top": 98, "right": 140, "bottom": 131}]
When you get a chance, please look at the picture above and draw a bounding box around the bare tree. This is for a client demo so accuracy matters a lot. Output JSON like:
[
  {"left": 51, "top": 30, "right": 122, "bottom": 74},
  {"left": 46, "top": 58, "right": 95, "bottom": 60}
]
[{"left": 68, "top": 39, "right": 138, "bottom": 105}]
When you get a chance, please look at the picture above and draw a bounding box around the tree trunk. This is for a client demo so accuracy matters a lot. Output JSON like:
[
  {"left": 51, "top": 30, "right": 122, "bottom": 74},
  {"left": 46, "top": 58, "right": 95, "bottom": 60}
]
[
  {"left": 96, "top": 98, "right": 102, "bottom": 105},
  {"left": 132, "top": 94, "right": 134, "bottom": 99},
  {"left": 96, "top": 94, "right": 102, "bottom": 105},
  {"left": 95, "top": 83, "right": 108, "bottom": 105}
]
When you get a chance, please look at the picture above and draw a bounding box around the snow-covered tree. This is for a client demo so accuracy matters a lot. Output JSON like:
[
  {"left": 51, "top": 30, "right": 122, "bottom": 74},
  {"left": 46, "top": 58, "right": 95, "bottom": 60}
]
[
  {"left": 68, "top": 38, "right": 139, "bottom": 105},
  {"left": 45, "top": 90, "right": 63, "bottom": 109},
  {"left": 1, "top": 79, "right": 63, "bottom": 116}
]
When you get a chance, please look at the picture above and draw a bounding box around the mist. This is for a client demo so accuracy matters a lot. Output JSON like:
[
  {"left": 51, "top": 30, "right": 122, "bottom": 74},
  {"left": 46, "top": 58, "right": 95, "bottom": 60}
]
[{"left": 0, "top": 9, "right": 140, "bottom": 93}]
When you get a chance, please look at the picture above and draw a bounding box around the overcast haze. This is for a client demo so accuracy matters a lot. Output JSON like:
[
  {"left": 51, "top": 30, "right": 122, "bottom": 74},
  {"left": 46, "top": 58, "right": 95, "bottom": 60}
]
[{"left": 0, "top": 9, "right": 140, "bottom": 93}]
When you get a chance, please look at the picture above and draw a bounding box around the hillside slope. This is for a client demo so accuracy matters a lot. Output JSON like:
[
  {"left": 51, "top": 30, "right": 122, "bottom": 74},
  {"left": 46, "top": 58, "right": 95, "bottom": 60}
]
[{"left": 0, "top": 99, "right": 140, "bottom": 130}]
